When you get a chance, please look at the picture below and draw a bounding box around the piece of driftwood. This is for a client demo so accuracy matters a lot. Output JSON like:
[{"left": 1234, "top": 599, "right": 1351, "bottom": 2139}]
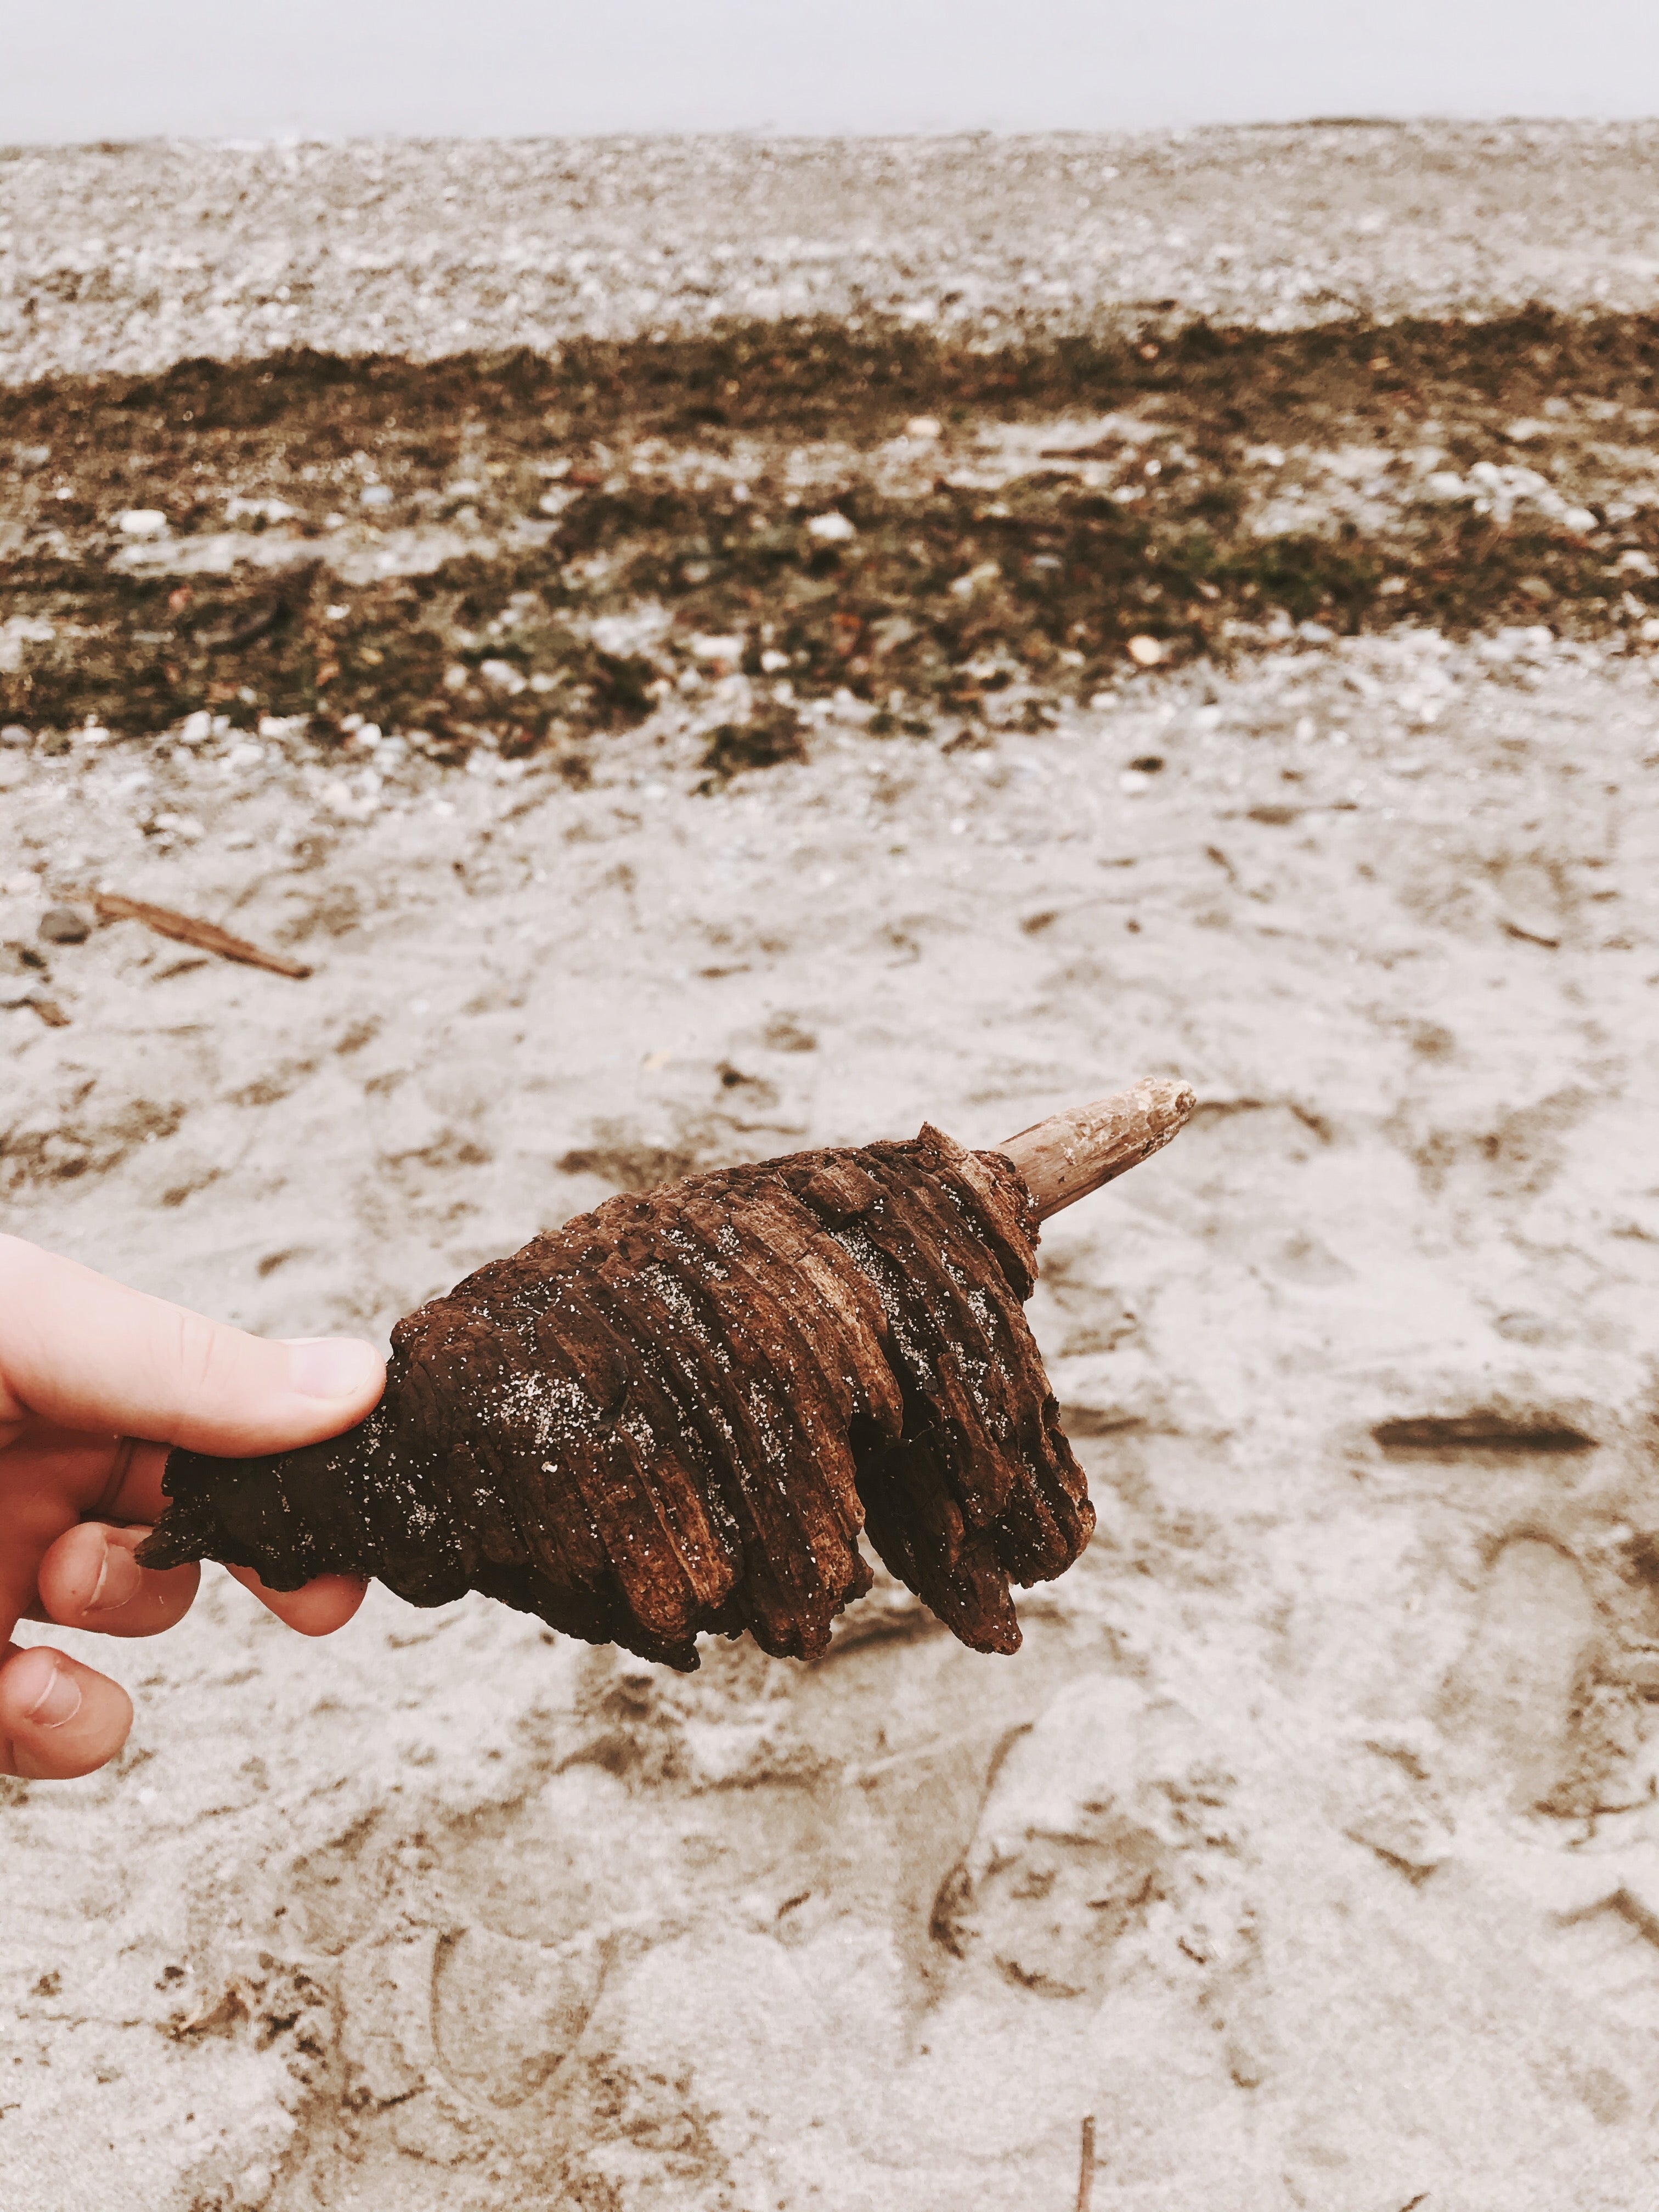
[
  {"left": 139, "top": 1081, "right": 1195, "bottom": 1667},
  {"left": 89, "top": 892, "right": 312, "bottom": 980}
]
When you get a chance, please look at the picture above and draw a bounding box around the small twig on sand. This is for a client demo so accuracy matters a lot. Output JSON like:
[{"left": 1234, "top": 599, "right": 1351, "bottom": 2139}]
[
  {"left": 1075, "top": 2114, "right": 1097, "bottom": 2212},
  {"left": 87, "top": 893, "right": 312, "bottom": 980}
]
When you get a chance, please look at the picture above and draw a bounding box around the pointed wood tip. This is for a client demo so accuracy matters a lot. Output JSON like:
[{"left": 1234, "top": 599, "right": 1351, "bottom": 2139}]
[{"left": 996, "top": 1077, "right": 1197, "bottom": 1220}]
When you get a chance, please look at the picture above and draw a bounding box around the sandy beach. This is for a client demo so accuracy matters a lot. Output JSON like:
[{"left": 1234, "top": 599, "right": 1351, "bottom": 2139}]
[{"left": 4, "top": 128, "right": 1659, "bottom": 2211}]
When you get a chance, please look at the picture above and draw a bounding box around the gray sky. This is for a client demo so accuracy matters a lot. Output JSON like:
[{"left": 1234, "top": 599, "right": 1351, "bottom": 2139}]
[{"left": 3, "top": 1, "right": 1657, "bottom": 140}]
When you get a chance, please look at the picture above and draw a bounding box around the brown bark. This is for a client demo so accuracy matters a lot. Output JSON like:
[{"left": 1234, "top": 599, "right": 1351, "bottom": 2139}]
[{"left": 139, "top": 1083, "right": 1193, "bottom": 1667}]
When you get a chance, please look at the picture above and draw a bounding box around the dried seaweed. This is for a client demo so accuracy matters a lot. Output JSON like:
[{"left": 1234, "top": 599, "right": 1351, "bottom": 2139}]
[
  {"left": 138, "top": 1125, "right": 1091, "bottom": 1668},
  {"left": 5, "top": 310, "right": 1659, "bottom": 765}
]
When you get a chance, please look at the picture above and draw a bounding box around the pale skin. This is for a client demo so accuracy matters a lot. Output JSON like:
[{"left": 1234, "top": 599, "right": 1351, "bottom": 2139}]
[{"left": 0, "top": 1234, "right": 385, "bottom": 1782}]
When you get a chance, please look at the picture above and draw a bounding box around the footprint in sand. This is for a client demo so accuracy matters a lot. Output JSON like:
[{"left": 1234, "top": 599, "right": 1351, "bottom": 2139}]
[
  {"left": 1436, "top": 1536, "right": 1601, "bottom": 1810},
  {"left": 928, "top": 1674, "right": 1220, "bottom": 2003},
  {"left": 432, "top": 1923, "right": 607, "bottom": 2111}
]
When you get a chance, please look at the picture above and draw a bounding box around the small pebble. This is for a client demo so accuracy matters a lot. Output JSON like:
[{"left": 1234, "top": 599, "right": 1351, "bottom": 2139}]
[
  {"left": 39, "top": 905, "right": 91, "bottom": 946},
  {"left": 1, "top": 724, "right": 32, "bottom": 748}
]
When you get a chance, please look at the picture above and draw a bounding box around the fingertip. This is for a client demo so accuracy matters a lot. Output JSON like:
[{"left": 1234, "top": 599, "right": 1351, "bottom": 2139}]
[
  {"left": 281, "top": 1338, "right": 386, "bottom": 1414},
  {"left": 228, "top": 1565, "right": 369, "bottom": 1638},
  {"left": 0, "top": 1644, "right": 133, "bottom": 1781},
  {"left": 283, "top": 1572, "right": 370, "bottom": 1637},
  {"left": 37, "top": 1523, "right": 201, "bottom": 1639}
]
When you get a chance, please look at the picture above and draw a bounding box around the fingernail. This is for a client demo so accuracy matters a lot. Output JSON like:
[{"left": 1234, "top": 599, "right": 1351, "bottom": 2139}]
[
  {"left": 87, "top": 1540, "right": 144, "bottom": 1615},
  {"left": 284, "top": 1338, "right": 382, "bottom": 1401},
  {"left": 24, "top": 1661, "right": 82, "bottom": 1730}
]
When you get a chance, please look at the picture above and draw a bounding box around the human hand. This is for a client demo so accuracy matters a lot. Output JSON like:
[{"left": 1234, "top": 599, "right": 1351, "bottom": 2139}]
[{"left": 0, "top": 1234, "right": 385, "bottom": 1781}]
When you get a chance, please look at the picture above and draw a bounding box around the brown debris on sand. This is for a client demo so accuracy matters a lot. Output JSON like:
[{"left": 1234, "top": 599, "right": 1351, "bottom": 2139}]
[
  {"left": 139, "top": 1126, "right": 1097, "bottom": 1667},
  {"left": 88, "top": 891, "right": 312, "bottom": 979},
  {"left": 6, "top": 311, "right": 1659, "bottom": 774}
]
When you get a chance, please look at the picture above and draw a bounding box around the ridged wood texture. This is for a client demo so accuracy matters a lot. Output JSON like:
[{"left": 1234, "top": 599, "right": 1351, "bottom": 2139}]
[{"left": 142, "top": 1126, "right": 1087, "bottom": 1666}]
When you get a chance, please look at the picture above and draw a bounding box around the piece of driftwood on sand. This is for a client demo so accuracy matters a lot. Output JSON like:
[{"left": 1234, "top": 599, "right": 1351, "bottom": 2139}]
[{"left": 140, "top": 1080, "right": 1195, "bottom": 1667}]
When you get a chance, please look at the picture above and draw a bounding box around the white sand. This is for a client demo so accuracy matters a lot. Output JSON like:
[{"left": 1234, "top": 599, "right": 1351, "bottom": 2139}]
[{"left": 4, "top": 123, "right": 1659, "bottom": 383}]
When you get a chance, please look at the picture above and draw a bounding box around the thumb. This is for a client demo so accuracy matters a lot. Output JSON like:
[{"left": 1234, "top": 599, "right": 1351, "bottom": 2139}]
[{"left": 0, "top": 1236, "right": 385, "bottom": 1455}]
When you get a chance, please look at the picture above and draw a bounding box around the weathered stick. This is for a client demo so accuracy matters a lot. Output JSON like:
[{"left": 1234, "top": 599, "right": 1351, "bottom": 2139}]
[
  {"left": 1075, "top": 2114, "right": 1098, "bottom": 2212},
  {"left": 998, "top": 1076, "right": 1197, "bottom": 1221},
  {"left": 87, "top": 892, "right": 312, "bottom": 980}
]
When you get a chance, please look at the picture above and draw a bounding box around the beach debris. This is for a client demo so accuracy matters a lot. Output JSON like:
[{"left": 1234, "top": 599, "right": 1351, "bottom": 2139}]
[
  {"left": 140, "top": 1081, "right": 1195, "bottom": 1669},
  {"left": 38, "top": 905, "right": 89, "bottom": 945},
  {"left": 0, "top": 944, "right": 47, "bottom": 1008},
  {"left": 2, "top": 939, "right": 69, "bottom": 1025},
  {"left": 87, "top": 892, "right": 312, "bottom": 979},
  {"left": 698, "top": 705, "right": 807, "bottom": 787},
  {"left": 1076, "top": 2115, "right": 1098, "bottom": 2212},
  {"left": 10, "top": 318, "right": 1649, "bottom": 770}
]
